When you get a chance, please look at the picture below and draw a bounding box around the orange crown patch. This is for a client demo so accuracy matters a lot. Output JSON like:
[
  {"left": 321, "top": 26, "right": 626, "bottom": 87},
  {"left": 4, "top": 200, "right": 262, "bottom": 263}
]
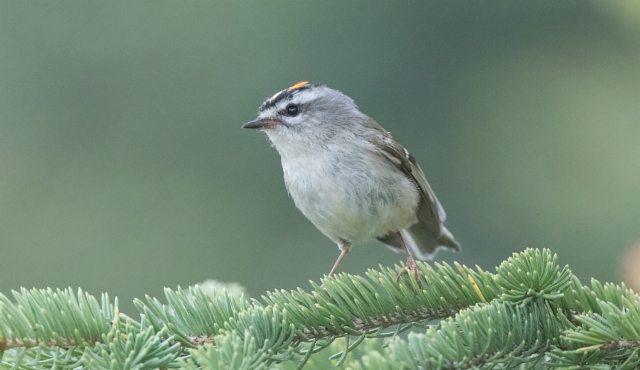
[{"left": 287, "top": 81, "right": 309, "bottom": 91}]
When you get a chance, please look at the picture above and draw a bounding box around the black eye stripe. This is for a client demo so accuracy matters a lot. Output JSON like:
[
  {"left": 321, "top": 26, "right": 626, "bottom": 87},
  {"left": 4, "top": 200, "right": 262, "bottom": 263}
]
[{"left": 258, "top": 83, "right": 318, "bottom": 112}]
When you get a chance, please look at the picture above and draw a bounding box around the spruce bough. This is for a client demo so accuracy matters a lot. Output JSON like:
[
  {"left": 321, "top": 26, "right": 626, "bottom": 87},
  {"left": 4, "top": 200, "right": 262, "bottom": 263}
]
[{"left": 1, "top": 248, "right": 640, "bottom": 369}]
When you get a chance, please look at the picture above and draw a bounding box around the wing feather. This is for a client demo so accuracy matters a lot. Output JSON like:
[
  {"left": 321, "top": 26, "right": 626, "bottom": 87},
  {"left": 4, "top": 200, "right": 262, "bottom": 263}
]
[
  {"left": 362, "top": 117, "right": 445, "bottom": 222},
  {"left": 362, "top": 117, "right": 460, "bottom": 258}
]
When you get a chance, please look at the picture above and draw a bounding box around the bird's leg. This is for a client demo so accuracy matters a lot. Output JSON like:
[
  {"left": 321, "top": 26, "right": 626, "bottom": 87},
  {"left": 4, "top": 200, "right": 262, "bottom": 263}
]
[
  {"left": 328, "top": 240, "right": 351, "bottom": 276},
  {"left": 396, "top": 231, "right": 420, "bottom": 281}
]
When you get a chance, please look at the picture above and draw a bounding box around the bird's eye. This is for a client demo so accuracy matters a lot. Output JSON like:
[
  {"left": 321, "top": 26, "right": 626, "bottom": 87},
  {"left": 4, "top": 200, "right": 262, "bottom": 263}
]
[{"left": 285, "top": 104, "right": 299, "bottom": 116}]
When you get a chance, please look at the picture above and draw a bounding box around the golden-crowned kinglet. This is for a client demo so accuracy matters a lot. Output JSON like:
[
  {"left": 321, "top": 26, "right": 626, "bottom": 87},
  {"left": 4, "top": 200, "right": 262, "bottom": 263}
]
[{"left": 243, "top": 82, "right": 459, "bottom": 277}]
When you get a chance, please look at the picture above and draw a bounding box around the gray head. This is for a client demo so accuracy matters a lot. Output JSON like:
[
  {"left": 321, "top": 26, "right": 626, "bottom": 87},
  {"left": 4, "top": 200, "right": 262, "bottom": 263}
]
[{"left": 242, "top": 82, "right": 365, "bottom": 153}]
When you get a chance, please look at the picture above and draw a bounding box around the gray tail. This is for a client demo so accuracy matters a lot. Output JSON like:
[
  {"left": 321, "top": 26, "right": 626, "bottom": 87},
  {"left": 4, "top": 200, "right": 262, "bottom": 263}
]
[
  {"left": 400, "top": 223, "right": 460, "bottom": 261},
  {"left": 377, "top": 224, "right": 460, "bottom": 261}
]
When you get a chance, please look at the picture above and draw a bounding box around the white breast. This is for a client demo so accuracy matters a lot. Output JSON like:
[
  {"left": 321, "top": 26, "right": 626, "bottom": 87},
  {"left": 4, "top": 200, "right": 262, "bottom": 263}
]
[{"left": 279, "top": 139, "right": 419, "bottom": 244}]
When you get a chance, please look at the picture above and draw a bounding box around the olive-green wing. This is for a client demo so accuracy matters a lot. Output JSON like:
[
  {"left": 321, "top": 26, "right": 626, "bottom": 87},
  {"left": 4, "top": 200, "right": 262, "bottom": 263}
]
[{"left": 362, "top": 117, "right": 460, "bottom": 258}]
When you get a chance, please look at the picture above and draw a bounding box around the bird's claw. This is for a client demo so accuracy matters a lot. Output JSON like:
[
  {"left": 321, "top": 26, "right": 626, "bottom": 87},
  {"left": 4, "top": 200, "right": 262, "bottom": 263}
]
[{"left": 396, "top": 259, "right": 420, "bottom": 283}]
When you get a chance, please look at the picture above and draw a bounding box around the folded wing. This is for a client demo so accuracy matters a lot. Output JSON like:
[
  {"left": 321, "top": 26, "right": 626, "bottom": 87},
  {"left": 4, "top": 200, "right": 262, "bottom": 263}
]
[{"left": 362, "top": 117, "right": 460, "bottom": 260}]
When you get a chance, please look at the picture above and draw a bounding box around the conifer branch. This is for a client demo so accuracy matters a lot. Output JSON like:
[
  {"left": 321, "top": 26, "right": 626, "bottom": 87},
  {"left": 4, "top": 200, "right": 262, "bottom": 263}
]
[{"left": 2, "top": 248, "right": 640, "bottom": 369}]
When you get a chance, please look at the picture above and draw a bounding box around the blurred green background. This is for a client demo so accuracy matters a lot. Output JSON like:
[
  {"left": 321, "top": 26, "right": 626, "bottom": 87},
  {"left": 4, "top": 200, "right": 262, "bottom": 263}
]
[{"left": 1, "top": 1, "right": 639, "bottom": 313}]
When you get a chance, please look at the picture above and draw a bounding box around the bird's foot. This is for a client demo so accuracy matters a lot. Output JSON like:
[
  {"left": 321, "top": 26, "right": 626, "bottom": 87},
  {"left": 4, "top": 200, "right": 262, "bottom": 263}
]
[{"left": 396, "top": 256, "right": 420, "bottom": 283}]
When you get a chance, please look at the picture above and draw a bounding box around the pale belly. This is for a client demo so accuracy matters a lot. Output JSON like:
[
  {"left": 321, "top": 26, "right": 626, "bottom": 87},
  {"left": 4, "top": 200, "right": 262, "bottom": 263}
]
[{"left": 282, "top": 151, "right": 419, "bottom": 244}]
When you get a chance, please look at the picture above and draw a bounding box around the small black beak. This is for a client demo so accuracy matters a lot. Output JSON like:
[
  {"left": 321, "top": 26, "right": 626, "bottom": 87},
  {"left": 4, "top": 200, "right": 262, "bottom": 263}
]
[
  {"left": 242, "top": 119, "right": 267, "bottom": 129},
  {"left": 241, "top": 119, "right": 281, "bottom": 129}
]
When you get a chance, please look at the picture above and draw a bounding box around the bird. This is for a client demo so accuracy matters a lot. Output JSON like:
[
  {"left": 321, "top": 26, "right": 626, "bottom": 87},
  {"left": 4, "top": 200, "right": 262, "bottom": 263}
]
[{"left": 242, "top": 82, "right": 459, "bottom": 278}]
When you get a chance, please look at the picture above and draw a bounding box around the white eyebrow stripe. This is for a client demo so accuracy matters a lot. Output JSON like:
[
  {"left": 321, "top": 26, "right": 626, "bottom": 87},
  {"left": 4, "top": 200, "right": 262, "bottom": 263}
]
[
  {"left": 269, "top": 90, "right": 285, "bottom": 101},
  {"left": 259, "top": 85, "right": 322, "bottom": 113}
]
